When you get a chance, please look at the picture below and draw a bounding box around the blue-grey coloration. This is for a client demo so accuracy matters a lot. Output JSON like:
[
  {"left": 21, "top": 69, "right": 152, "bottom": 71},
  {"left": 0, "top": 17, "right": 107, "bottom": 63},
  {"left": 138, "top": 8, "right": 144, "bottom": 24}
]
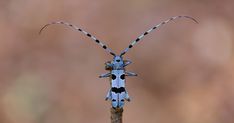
[
  {"left": 100, "top": 56, "right": 135, "bottom": 108},
  {"left": 39, "top": 15, "right": 197, "bottom": 109}
]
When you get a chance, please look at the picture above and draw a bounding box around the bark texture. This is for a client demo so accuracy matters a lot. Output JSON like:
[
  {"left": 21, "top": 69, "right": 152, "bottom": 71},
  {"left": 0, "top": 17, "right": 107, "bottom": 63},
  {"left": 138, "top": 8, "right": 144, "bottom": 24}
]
[{"left": 111, "top": 108, "right": 123, "bottom": 123}]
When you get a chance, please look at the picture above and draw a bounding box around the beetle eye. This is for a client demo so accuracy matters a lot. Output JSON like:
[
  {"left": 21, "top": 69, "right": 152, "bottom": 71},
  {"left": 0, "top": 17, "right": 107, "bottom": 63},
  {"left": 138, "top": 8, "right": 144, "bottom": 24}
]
[{"left": 116, "top": 60, "right": 120, "bottom": 62}]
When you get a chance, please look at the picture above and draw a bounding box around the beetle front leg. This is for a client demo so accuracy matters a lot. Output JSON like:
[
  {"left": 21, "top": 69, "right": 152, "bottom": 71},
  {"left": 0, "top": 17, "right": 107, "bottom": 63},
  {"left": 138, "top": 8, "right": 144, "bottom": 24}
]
[
  {"left": 105, "top": 61, "right": 112, "bottom": 70},
  {"left": 124, "top": 60, "right": 132, "bottom": 67},
  {"left": 125, "top": 71, "right": 137, "bottom": 76},
  {"left": 99, "top": 73, "right": 111, "bottom": 78}
]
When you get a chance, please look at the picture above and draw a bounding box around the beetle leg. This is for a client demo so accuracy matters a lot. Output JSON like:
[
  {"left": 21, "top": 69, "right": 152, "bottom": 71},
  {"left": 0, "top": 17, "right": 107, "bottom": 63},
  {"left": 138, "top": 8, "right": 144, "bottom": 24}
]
[
  {"left": 99, "top": 73, "right": 111, "bottom": 78},
  {"left": 125, "top": 71, "right": 137, "bottom": 76},
  {"left": 125, "top": 90, "right": 131, "bottom": 102},
  {"left": 105, "top": 89, "right": 111, "bottom": 100},
  {"left": 124, "top": 60, "right": 132, "bottom": 67}
]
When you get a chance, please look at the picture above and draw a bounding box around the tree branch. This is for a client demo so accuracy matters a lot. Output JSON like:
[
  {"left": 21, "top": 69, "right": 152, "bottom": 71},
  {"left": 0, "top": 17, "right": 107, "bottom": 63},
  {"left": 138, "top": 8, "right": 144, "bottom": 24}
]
[{"left": 111, "top": 108, "right": 123, "bottom": 123}]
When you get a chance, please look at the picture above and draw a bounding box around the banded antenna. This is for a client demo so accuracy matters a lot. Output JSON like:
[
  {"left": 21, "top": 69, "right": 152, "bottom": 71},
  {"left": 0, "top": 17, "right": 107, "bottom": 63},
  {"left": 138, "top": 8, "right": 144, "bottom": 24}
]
[
  {"left": 120, "top": 15, "right": 198, "bottom": 56},
  {"left": 39, "top": 21, "right": 116, "bottom": 56}
]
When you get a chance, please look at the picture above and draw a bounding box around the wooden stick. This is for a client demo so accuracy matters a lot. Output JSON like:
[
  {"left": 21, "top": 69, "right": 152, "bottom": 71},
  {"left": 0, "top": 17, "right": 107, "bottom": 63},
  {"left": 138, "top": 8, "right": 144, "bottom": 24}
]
[{"left": 110, "top": 108, "right": 123, "bottom": 123}]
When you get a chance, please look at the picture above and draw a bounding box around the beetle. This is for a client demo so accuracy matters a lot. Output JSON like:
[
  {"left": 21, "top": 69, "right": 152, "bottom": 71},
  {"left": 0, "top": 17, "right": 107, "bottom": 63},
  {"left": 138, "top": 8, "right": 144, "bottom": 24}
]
[{"left": 39, "top": 15, "right": 198, "bottom": 109}]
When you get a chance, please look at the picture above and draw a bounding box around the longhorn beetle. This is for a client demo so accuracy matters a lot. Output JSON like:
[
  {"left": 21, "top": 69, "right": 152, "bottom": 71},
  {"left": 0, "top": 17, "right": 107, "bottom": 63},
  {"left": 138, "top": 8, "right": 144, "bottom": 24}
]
[{"left": 39, "top": 15, "right": 198, "bottom": 109}]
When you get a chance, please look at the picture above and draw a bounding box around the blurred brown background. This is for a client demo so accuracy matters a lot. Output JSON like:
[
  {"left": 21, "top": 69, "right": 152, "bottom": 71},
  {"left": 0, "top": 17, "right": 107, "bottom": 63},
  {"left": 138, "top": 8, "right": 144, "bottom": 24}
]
[{"left": 0, "top": 0, "right": 234, "bottom": 123}]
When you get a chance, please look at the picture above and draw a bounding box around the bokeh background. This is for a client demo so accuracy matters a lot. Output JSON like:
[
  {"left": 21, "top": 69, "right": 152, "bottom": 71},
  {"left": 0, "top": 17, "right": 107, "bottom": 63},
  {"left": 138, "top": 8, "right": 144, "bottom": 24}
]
[{"left": 0, "top": 0, "right": 234, "bottom": 123}]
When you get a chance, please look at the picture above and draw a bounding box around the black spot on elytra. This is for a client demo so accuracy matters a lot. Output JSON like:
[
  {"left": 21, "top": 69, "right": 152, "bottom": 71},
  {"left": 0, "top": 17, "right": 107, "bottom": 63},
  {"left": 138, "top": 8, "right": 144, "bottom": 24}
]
[
  {"left": 116, "top": 60, "right": 120, "bottom": 62},
  {"left": 111, "top": 74, "right": 116, "bottom": 80},
  {"left": 111, "top": 87, "right": 126, "bottom": 94},
  {"left": 162, "top": 22, "right": 166, "bottom": 24},
  {"left": 128, "top": 45, "right": 133, "bottom": 48},
  {"left": 144, "top": 32, "right": 148, "bottom": 35},
  {"left": 120, "top": 74, "right": 125, "bottom": 80},
  {"left": 69, "top": 24, "right": 73, "bottom": 27},
  {"left": 153, "top": 27, "right": 157, "bottom": 29},
  {"left": 103, "top": 45, "right": 107, "bottom": 49},
  {"left": 78, "top": 29, "right": 82, "bottom": 31},
  {"left": 112, "top": 99, "right": 116, "bottom": 101},
  {"left": 121, "top": 99, "right": 124, "bottom": 102}
]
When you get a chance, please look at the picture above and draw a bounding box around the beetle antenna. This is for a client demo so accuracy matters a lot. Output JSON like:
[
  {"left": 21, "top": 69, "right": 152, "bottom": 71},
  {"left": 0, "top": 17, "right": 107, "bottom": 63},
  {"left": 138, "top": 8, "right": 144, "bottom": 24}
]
[
  {"left": 39, "top": 21, "right": 116, "bottom": 56},
  {"left": 120, "top": 15, "right": 198, "bottom": 56}
]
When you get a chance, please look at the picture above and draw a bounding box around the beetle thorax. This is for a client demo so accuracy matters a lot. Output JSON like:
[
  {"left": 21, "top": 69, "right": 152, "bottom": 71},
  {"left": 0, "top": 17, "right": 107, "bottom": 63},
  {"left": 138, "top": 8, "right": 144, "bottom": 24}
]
[{"left": 111, "top": 55, "right": 124, "bottom": 70}]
